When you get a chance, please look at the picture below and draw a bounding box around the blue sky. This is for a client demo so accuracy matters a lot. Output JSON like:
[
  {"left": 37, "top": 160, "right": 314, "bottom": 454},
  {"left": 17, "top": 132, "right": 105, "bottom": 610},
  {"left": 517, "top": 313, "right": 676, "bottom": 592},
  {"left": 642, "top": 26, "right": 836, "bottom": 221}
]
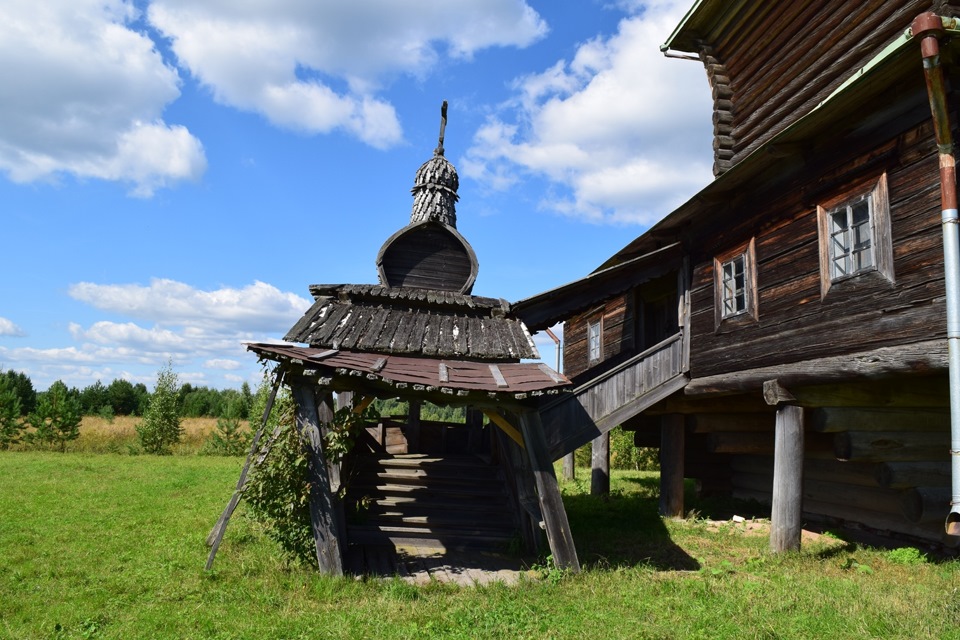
[{"left": 0, "top": 0, "right": 713, "bottom": 391}]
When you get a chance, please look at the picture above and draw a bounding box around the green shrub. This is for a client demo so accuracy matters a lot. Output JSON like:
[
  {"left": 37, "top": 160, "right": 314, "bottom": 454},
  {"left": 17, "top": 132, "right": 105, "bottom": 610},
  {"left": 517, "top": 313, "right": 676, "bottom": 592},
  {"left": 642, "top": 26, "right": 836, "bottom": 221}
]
[
  {"left": 201, "top": 404, "right": 251, "bottom": 456},
  {"left": 137, "top": 363, "right": 183, "bottom": 455},
  {"left": 887, "top": 546, "right": 928, "bottom": 565},
  {"left": 573, "top": 427, "right": 660, "bottom": 472}
]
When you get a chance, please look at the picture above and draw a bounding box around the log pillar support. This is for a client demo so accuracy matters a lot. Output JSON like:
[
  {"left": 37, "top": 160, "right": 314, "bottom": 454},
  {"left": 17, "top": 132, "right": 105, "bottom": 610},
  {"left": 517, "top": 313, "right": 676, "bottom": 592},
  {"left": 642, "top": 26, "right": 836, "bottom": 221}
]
[
  {"left": 765, "top": 379, "right": 804, "bottom": 553},
  {"left": 659, "top": 414, "right": 685, "bottom": 518},
  {"left": 466, "top": 407, "right": 484, "bottom": 454},
  {"left": 591, "top": 431, "right": 610, "bottom": 496},
  {"left": 562, "top": 452, "right": 576, "bottom": 482},
  {"left": 519, "top": 411, "right": 580, "bottom": 572},
  {"left": 291, "top": 381, "right": 345, "bottom": 575}
]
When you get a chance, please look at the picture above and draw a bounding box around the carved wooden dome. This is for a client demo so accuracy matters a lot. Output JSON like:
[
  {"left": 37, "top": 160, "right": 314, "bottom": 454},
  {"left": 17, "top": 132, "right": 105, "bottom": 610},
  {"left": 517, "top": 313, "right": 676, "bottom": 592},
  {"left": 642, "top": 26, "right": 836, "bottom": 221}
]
[{"left": 376, "top": 101, "right": 478, "bottom": 294}]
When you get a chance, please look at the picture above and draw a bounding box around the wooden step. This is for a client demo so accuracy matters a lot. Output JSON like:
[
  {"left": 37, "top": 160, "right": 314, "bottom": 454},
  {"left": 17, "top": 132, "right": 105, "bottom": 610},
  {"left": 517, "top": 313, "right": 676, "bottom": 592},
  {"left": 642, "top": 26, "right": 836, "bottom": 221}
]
[
  {"left": 345, "top": 482, "right": 508, "bottom": 502},
  {"left": 348, "top": 524, "right": 517, "bottom": 549}
]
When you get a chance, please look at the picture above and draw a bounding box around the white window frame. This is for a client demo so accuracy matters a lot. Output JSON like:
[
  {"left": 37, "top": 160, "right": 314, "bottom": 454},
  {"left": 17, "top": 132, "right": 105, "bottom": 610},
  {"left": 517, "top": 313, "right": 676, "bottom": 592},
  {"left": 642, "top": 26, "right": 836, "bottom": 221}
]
[
  {"left": 587, "top": 317, "right": 602, "bottom": 364},
  {"left": 714, "top": 238, "right": 758, "bottom": 329},
  {"left": 817, "top": 173, "right": 894, "bottom": 298}
]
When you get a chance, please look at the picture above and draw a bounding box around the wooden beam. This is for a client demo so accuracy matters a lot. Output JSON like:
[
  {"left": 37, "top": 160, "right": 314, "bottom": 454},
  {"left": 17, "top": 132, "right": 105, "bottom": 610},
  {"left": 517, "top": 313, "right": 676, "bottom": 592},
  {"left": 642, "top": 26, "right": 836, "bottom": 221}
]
[
  {"left": 659, "top": 414, "right": 685, "bottom": 518},
  {"left": 763, "top": 379, "right": 795, "bottom": 406},
  {"left": 519, "top": 411, "right": 580, "bottom": 572},
  {"left": 205, "top": 370, "right": 284, "bottom": 570},
  {"left": 591, "top": 432, "right": 610, "bottom": 496},
  {"left": 483, "top": 410, "right": 525, "bottom": 449},
  {"left": 684, "top": 341, "right": 948, "bottom": 398},
  {"left": 834, "top": 431, "right": 949, "bottom": 462},
  {"left": 291, "top": 382, "right": 344, "bottom": 576},
  {"left": 808, "top": 407, "right": 949, "bottom": 433},
  {"left": 901, "top": 487, "right": 951, "bottom": 524},
  {"left": 875, "top": 460, "right": 950, "bottom": 489},
  {"left": 770, "top": 405, "right": 804, "bottom": 553}
]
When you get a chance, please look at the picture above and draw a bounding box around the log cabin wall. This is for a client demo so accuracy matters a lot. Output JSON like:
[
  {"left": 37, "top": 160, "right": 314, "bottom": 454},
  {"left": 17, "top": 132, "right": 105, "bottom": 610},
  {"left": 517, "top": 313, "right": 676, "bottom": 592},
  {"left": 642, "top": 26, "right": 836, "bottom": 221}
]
[
  {"left": 562, "top": 294, "right": 634, "bottom": 379},
  {"left": 687, "top": 116, "right": 947, "bottom": 378},
  {"left": 689, "top": 1, "right": 960, "bottom": 173}
]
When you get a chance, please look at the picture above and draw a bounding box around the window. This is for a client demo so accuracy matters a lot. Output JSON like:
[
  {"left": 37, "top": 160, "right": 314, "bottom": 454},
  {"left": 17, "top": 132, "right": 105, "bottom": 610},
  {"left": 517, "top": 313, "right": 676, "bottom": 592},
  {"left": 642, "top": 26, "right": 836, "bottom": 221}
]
[
  {"left": 721, "top": 254, "right": 748, "bottom": 317},
  {"left": 587, "top": 319, "right": 602, "bottom": 363},
  {"left": 714, "top": 238, "right": 758, "bottom": 329},
  {"left": 817, "top": 173, "right": 893, "bottom": 297}
]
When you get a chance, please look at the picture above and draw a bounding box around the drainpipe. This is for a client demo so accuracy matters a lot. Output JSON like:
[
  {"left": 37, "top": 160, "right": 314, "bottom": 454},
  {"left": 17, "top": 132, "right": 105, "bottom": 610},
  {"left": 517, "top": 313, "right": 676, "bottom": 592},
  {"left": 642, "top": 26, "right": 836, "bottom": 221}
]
[{"left": 912, "top": 12, "right": 960, "bottom": 536}]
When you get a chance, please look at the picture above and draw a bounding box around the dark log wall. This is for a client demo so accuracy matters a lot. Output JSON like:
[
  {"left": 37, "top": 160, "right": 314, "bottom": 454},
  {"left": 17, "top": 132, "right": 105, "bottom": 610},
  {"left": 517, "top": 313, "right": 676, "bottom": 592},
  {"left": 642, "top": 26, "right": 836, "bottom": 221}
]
[
  {"left": 700, "top": 1, "right": 954, "bottom": 170},
  {"left": 562, "top": 294, "right": 633, "bottom": 379},
  {"left": 688, "top": 119, "right": 947, "bottom": 378}
]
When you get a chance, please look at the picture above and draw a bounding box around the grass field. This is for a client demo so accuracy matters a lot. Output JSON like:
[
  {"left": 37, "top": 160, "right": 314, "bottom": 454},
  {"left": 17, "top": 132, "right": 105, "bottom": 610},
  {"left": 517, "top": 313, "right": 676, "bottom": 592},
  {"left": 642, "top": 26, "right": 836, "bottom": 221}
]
[{"left": 1, "top": 450, "right": 959, "bottom": 639}]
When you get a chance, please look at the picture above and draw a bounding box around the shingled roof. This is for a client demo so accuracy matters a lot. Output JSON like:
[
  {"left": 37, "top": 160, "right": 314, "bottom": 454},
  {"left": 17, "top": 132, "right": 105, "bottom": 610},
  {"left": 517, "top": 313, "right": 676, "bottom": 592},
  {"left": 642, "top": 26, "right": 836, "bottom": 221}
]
[{"left": 284, "top": 284, "right": 539, "bottom": 362}]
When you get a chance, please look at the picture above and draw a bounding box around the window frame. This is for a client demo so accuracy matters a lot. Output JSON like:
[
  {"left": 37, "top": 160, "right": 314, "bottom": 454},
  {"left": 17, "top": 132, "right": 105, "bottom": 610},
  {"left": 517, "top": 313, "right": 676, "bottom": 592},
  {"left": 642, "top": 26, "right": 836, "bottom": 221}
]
[
  {"left": 586, "top": 316, "right": 603, "bottom": 364},
  {"left": 713, "top": 237, "right": 758, "bottom": 330},
  {"left": 816, "top": 173, "right": 893, "bottom": 298}
]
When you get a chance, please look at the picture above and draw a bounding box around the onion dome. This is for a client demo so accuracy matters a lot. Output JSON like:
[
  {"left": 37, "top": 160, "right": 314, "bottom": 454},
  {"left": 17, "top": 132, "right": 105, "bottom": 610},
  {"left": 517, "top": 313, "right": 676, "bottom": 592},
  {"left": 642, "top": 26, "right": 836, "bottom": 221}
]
[{"left": 376, "top": 101, "right": 478, "bottom": 294}]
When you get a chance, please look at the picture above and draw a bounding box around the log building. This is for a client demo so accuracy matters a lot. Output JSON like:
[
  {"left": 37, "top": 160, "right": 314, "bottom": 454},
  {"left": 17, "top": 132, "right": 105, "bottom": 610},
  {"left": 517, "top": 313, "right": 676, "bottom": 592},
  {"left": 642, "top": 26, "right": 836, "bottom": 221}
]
[{"left": 515, "top": 0, "right": 960, "bottom": 551}]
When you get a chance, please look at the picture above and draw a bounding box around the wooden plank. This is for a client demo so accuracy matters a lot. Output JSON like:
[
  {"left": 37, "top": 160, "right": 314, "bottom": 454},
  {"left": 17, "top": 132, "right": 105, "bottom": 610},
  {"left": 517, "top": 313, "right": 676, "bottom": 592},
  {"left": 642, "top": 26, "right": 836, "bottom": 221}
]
[
  {"left": 291, "top": 382, "right": 344, "bottom": 576},
  {"left": 488, "top": 364, "right": 508, "bottom": 388},
  {"left": 659, "top": 414, "right": 685, "bottom": 518},
  {"left": 518, "top": 411, "right": 580, "bottom": 572}
]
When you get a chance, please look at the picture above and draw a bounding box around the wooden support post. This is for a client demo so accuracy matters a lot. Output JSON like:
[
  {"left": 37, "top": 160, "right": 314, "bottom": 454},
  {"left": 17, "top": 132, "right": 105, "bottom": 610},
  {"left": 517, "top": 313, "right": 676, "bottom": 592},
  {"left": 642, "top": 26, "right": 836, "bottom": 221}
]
[
  {"left": 466, "top": 407, "right": 483, "bottom": 453},
  {"left": 519, "top": 411, "right": 580, "bottom": 572},
  {"left": 770, "top": 400, "right": 804, "bottom": 553},
  {"left": 291, "top": 382, "right": 344, "bottom": 575},
  {"left": 659, "top": 414, "right": 685, "bottom": 518},
  {"left": 335, "top": 391, "right": 354, "bottom": 412},
  {"left": 562, "top": 452, "right": 576, "bottom": 481},
  {"left": 591, "top": 432, "right": 610, "bottom": 496},
  {"left": 407, "top": 400, "right": 421, "bottom": 454}
]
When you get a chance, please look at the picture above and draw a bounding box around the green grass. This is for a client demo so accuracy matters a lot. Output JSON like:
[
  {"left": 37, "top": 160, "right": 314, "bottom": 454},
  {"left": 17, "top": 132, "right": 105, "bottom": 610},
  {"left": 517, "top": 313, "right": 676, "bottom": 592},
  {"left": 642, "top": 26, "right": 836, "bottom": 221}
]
[{"left": 1, "top": 452, "right": 959, "bottom": 639}]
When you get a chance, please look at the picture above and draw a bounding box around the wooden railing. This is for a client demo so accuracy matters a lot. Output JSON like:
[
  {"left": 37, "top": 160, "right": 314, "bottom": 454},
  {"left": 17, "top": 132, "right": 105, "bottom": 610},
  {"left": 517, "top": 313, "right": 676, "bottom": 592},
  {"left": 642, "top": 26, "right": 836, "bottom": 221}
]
[{"left": 540, "top": 331, "right": 688, "bottom": 459}]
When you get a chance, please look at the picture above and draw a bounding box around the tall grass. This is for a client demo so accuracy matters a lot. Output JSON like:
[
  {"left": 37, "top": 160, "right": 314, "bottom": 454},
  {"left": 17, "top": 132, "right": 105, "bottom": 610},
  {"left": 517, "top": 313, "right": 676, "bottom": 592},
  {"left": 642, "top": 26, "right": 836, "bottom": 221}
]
[
  {"left": 1, "top": 452, "right": 959, "bottom": 639},
  {"left": 49, "top": 416, "right": 220, "bottom": 455}
]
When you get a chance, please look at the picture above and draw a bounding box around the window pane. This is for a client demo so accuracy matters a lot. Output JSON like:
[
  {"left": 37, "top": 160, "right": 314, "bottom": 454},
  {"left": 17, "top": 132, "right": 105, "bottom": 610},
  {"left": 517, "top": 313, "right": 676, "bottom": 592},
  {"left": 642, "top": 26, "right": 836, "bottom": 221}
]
[{"left": 721, "top": 254, "right": 747, "bottom": 317}]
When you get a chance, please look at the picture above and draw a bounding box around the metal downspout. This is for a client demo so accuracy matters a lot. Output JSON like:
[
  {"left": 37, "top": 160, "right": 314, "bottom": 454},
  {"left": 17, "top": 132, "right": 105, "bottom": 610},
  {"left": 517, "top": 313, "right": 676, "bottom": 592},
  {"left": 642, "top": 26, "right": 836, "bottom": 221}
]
[{"left": 912, "top": 12, "right": 960, "bottom": 536}]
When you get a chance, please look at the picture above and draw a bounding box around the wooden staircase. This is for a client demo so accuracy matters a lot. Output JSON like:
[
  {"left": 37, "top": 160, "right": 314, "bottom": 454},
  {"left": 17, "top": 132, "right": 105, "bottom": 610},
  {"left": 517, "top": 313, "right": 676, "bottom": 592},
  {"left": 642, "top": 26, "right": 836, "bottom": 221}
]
[
  {"left": 539, "top": 331, "right": 689, "bottom": 459},
  {"left": 343, "top": 453, "right": 520, "bottom": 551}
]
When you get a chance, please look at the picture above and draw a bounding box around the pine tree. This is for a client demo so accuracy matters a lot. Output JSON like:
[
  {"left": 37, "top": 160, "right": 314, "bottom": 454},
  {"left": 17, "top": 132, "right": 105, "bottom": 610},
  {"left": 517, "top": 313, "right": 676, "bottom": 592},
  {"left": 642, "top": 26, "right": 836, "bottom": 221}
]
[
  {"left": 0, "top": 374, "right": 23, "bottom": 449},
  {"left": 137, "top": 362, "right": 183, "bottom": 454},
  {"left": 27, "top": 381, "right": 81, "bottom": 452}
]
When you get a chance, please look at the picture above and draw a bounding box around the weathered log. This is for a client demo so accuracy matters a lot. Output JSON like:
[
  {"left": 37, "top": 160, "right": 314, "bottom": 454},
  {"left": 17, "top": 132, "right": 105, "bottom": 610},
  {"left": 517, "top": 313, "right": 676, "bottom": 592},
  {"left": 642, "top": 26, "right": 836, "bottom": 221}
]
[
  {"left": 901, "top": 487, "right": 952, "bottom": 524},
  {"left": 834, "top": 431, "right": 949, "bottom": 462},
  {"left": 562, "top": 452, "right": 576, "bottom": 481},
  {"left": 802, "top": 499, "right": 955, "bottom": 545},
  {"left": 731, "top": 455, "right": 879, "bottom": 487},
  {"left": 876, "top": 460, "right": 951, "bottom": 489},
  {"left": 591, "top": 431, "right": 610, "bottom": 496},
  {"left": 291, "top": 383, "right": 344, "bottom": 576},
  {"left": 684, "top": 341, "right": 948, "bottom": 400},
  {"left": 708, "top": 432, "right": 774, "bottom": 454},
  {"left": 771, "top": 405, "right": 804, "bottom": 552},
  {"left": 519, "top": 411, "right": 580, "bottom": 572},
  {"left": 763, "top": 379, "right": 796, "bottom": 406},
  {"left": 809, "top": 407, "right": 949, "bottom": 433},
  {"left": 689, "top": 413, "right": 774, "bottom": 433},
  {"left": 660, "top": 414, "right": 685, "bottom": 518},
  {"left": 406, "top": 401, "right": 421, "bottom": 454}
]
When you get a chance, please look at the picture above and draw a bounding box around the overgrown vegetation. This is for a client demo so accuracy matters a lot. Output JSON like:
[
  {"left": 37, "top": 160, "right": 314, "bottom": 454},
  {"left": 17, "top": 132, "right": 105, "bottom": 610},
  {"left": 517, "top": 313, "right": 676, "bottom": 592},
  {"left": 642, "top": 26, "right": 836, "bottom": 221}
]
[
  {"left": 25, "top": 380, "right": 82, "bottom": 452},
  {"left": 136, "top": 362, "right": 184, "bottom": 454}
]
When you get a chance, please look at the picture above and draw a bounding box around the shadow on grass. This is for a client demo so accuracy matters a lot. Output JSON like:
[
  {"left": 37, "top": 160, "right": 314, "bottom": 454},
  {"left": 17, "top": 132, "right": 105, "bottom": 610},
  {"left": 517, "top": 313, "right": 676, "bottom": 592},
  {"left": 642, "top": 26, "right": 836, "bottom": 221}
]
[{"left": 562, "top": 488, "right": 700, "bottom": 572}]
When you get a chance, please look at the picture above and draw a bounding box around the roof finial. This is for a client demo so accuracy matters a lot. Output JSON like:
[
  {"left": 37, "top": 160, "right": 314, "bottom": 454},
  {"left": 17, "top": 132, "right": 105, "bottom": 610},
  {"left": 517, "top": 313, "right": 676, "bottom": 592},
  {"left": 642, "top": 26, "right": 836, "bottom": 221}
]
[{"left": 435, "top": 100, "right": 448, "bottom": 157}]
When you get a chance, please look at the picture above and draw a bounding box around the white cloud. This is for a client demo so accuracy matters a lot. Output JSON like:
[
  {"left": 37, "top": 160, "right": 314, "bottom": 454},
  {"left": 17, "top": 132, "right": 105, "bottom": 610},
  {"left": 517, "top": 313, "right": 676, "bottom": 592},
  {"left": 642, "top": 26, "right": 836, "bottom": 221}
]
[
  {"left": 68, "top": 279, "right": 311, "bottom": 333},
  {"left": 0, "top": 317, "right": 26, "bottom": 337},
  {"left": 148, "top": 0, "right": 547, "bottom": 148},
  {"left": 0, "top": 279, "right": 310, "bottom": 390},
  {"left": 462, "top": 1, "right": 714, "bottom": 225},
  {"left": 0, "top": 0, "right": 206, "bottom": 195}
]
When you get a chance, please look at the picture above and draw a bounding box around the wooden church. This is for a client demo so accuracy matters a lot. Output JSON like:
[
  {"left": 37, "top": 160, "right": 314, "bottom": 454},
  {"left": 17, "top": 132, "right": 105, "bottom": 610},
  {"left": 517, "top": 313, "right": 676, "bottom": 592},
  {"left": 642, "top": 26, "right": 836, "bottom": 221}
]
[{"left": 514, "top": 1, "right": 960, "bottom": 552}]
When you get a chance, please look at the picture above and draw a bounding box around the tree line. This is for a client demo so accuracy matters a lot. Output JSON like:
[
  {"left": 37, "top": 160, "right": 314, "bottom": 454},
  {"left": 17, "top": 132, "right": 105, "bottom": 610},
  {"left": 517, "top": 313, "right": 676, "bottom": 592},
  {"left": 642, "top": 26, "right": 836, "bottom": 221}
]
[{"left": 0, "top": 369, "right": 253, "bottom": 420}]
